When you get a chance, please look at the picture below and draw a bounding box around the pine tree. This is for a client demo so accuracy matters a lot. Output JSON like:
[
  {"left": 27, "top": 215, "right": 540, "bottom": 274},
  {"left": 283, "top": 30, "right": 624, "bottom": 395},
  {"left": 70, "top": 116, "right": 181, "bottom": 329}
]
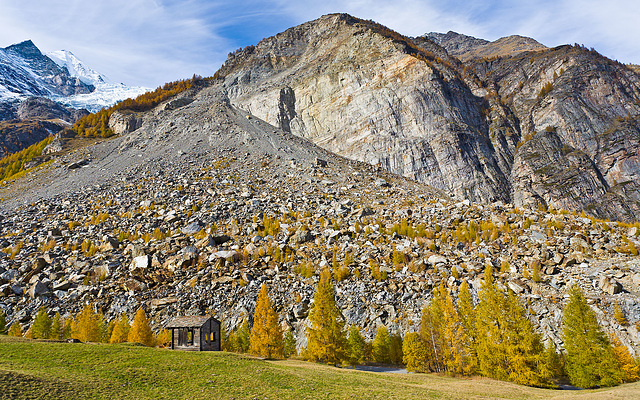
[
  {"left": 420, "top": 287, "right": 444, "bottom": 372},
  {"left": 562, "top": 284, "right": 622, "bottom": 388},
  {"left": 8, "top": 323, "right": 22, "bottom": 337},
  {"left": 475, "top": 266, "right": 552, "bottom": 387},
  {"left": 72, "top": 304, "right": 102, "bottom": 342},
  {"left": 250, "top": 284, "right": 284, "bottom": 358},
  {"left": 155, "top": 329, "right": 171, "bottom": 347},
  {"left": 0, "top": 308, "right": 7, "bottom": 334},
  {"left": 235, "top": 317, "right": 251, "bottom": 352},
  {"left": 403, "top": 332, "right": 427, "bottom": 372},
  {"left": 284, "top": 331, "right": 297, "bottom": 358},
  {"left": 110, "top": 314, "right": 131, "bottom": 344},
  {"left": 128, "top": 308, "right": 154, "bottom": 347},
  {"left": 31, "top": 308, "right": 52, "bottom": 339},
  {"left": 305, "top": 269, "right": 346, "bottom": 364},
  {"left": 372, "top": 326, "right": 391, "bottom": 364},
  {"left": 611, "top": 334, "right": 640, "bottom": 383},
  {"left": 346, "top": 325, "right": 365, "bottom": 366},
  {"left": 50, "top": 312, "right": 63, "bottom": 340}
]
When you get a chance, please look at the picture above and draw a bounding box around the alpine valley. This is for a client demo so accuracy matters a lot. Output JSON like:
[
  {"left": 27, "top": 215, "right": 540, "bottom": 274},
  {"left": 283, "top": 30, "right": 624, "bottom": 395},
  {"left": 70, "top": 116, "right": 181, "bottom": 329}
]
[{"left": 1, "top": 13, "right": 640, "bottom": 393}]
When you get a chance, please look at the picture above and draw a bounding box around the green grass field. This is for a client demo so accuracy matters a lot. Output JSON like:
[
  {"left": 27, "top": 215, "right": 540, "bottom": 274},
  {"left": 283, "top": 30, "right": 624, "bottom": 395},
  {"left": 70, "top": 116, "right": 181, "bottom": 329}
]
[{"left": 0, "top": 336, "right": 637, "bottom": 400}]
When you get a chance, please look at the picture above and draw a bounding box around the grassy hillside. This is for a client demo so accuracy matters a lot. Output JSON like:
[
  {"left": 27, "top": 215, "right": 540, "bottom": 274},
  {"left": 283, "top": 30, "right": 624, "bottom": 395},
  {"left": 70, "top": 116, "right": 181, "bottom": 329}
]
[{"left": 0, "top": 336, "right": 637, "bottom": 400}]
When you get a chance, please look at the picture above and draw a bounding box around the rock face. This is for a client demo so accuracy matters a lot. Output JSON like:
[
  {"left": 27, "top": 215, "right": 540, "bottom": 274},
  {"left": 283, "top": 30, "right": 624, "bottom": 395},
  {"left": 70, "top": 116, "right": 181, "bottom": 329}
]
[{"left": 214, "top": 13, "right": 640, "bottom": 221}]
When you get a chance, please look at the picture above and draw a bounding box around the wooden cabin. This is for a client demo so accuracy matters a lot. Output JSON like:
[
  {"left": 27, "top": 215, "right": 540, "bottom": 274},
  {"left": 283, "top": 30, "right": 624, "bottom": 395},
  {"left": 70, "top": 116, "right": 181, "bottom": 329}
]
[{"left": 165, "top": 316, "right": 221, "bottom": 351}]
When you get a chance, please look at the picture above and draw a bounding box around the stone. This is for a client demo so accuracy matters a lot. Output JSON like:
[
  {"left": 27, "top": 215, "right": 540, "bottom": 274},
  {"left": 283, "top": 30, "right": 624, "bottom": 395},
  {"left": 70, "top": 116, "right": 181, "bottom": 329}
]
[
  {"left": 181, "top": 221, "right": 204, "bottom": 235},
  {"left": 599, "top": 276, "right": 622, "bottom": 295},
  {"left": 428, "top": 255, "right": 447, "bottom": 265},
  {"left": 374, "top": 178, "right": 390, "bottom": 187},
  {"left": 209, "top": 250, "right": 240, "bottom": 263},
  {"left": 291, "top": 229, "right": 314, "bottom": 245},
  {"left": 131, "top": 255, "right": 150, "bottom": 273},
  {"left": 28, "top": 281, "right": 49, "bottom": 298}
]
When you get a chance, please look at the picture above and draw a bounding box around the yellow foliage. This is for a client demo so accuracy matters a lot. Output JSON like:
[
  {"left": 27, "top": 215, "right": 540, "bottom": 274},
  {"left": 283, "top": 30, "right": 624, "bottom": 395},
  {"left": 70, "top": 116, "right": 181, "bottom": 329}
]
[
  {"left": 128, "top": 308, "right": 154, "bottom": 347},
  {"left": 250, "top": 284, "right": 284, "bottom": 358}
]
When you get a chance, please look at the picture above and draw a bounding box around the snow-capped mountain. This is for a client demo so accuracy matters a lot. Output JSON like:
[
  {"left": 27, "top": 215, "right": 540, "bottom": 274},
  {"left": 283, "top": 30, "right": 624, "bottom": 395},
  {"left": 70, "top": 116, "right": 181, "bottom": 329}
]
[
  {"left": 0, "top": 40, "right": 93, "bottom": 103},
  {"left": 47, "top": 50, "right": 150, "bottom": 112},
  {"left": 47, "top": 50, "right": 106, "bottom": 86},
  {"left": 0, "top": 40, "right": 150, "bottom": 115}
]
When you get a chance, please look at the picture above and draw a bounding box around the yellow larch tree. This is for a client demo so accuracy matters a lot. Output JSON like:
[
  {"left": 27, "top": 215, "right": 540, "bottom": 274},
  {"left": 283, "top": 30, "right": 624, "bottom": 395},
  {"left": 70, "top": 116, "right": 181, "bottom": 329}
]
[
  {"left": 110, "top": 314, "right": 131, "bottom": 344},
  {"left": 250, "top": 283, "right": 284, "bottom": 358},
  {"left": 72, "top": 303, "right": 102, "bottom": 342},
  {"left": 128, "top": 308, "right": 154, "bottom": 347}
]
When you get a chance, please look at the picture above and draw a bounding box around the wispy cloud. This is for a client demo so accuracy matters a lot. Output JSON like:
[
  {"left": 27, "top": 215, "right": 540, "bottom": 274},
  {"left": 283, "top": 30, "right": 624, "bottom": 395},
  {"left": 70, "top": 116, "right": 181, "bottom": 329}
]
[{"left": 0, "top": 0, "right": 638, "bottom": 87}]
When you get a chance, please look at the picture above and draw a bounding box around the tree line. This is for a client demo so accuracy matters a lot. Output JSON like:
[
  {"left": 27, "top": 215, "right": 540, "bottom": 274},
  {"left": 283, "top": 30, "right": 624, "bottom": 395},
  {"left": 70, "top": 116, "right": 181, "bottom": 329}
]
[{"left": 2, "top": 304, "right": 168, "bottom": 347}]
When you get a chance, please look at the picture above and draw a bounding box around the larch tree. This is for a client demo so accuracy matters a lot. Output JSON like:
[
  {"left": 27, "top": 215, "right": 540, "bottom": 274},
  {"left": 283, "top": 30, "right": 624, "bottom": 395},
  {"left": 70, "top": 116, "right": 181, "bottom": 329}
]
[
  {"left": 562, "top": 284, "right": 622, "bottom": 388},
  {"left": 128, "top": 308, "right": 154, "bottom": 347},
  {"left": 610, "top": 334, "right": 640, "bottom": 383},
  {"left": 389, "top": 332, "right": 403, "bottom": 365},
  {"left": 0, "top": 308, "right": 6, "bottom": 334},
  {"left": 305, "top": 269, "right": 346, "bottom": 365},
  {"left": 372, "top": 326, "right": 391, "bottom": 364},
  {"left": 110, "top": 314, "right": 131, "bottom": 344},
  {"left": 475, "top": 266, "right": 551, "bottom": 387},
  {"left": 50, "top": 312, "right": 63, "bottom": 340},
  {"left": 72, "top": 303, "right": 102, "bottom": 343},
  {"left": 250, "top": 284, "right": 284, "bottom": 359},
  {"left": 346, "top": 325, "right": 365, "bottom": 366},
  {"left": 284, "top": 331, "right": 297, "bottom": 358},
  {"left": 403, "top": 332, "right": 428, "bottom": 372},
  {"left": 8, "top": 323, "right": 22, "bottom": 337},
  {"left": 457, "top": 280, "right": 477, "bottom": 374},
  {"left": 31, "top": 308, "right": 52, "bottom": 339}
]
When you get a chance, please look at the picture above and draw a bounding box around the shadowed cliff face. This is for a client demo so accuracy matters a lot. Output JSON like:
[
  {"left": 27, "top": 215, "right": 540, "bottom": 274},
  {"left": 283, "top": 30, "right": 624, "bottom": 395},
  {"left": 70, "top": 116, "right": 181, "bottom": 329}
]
[{"left": 216, "top": 13, "right": 640, "bottom": 221}]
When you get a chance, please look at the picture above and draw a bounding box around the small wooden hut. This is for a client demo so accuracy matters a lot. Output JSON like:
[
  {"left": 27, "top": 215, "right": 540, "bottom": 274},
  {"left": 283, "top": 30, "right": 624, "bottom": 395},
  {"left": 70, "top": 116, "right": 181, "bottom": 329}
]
[{"left": 165, "top": 316, "right": 221, "bottom": 351}]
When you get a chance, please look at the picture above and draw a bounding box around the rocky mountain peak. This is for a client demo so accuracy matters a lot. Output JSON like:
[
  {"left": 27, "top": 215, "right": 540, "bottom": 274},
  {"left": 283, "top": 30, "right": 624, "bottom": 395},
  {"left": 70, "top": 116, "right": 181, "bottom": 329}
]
[{"left": 424, "top": 31, "right": 547, "bottom": 61}]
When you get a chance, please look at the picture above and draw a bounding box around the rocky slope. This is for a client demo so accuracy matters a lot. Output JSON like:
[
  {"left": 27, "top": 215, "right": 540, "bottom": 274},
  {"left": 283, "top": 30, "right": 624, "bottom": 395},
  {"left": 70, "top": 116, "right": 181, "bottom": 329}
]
[
  {"left": 214, "top": 13, "right": 640, "bottom": 222},
  {"left": 0, "top": 71, "right": 639, "bottom": 358}
]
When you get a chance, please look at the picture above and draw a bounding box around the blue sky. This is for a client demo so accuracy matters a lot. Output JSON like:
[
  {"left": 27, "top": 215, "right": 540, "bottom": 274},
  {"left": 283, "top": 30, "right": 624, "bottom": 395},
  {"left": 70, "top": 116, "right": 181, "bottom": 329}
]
[{"left": 1, "top": 0, "right": 638, "bottom": 87}]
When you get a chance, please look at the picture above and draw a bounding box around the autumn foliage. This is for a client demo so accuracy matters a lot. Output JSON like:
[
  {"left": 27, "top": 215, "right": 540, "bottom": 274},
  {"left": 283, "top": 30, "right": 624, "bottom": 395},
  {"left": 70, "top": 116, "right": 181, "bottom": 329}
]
[{"left": 249, "top": 284, "right": 284, "bottom": 358}]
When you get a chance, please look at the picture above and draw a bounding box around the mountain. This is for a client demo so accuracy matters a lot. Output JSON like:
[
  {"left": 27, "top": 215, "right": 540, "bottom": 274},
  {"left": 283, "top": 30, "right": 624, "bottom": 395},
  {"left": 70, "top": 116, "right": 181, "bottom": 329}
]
[
  {"left": 47, "top": 50, "right": 149, "bottom": 112},
  {"left": 423, "top": 31, "right": 547, "bottom": 61},
  {"left": 212, "top": 13, "right": 640, "bottom": 222},
  {"left": 0, "top": 40, "right": 93, "bottom": 104},
  {"left": 0, "top": 14, "right": 639, "bottom": 380}
]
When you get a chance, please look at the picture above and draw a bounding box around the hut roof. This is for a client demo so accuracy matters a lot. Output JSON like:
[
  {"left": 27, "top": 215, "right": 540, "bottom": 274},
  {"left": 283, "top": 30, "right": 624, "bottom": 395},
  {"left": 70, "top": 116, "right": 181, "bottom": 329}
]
[{"left": 165, "top": 315, "right": 218, "bottom": 328}]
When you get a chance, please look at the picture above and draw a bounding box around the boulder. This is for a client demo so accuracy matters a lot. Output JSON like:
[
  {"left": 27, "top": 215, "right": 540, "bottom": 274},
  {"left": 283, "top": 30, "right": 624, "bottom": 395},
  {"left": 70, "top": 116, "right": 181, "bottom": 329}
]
[
  {"left": 28, "top": 281, "right": 49, "bottom": 298},
  {"left": 599, "top": 276, "right": 622, "bottom": 295}
]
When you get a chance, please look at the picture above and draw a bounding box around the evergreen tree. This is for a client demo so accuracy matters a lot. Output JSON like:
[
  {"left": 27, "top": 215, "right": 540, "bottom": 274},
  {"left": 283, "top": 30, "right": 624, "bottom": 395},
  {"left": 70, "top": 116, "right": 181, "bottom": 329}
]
[
  {"left": 346, "top": 325, "right": 365, "bottom": 366},
  {"left": 284, "top": 331, "right": 297, "bottom": 358},
  {"left": 250, "top": 284, "right": 284, "bottom": 358},
  {"left": 8, "top": 323, "right": 22, "bottom": 337},
  {"left": 235, "top": 317, "right": 251, "bottom": 352},
  {"left": 372, "top": 326, "right": 391, "bottom": 364},
  {"left": 63, "top": 318, "right": 72, "bottom": 340},
  {"left": 457, "top": 280, "right": 477, "bottom": 374},
  {"left": 50, "top": 312, "right": 63, "bottom": 340},
  {"left": 611, "top": 334, "right": 640, "bottom": 383},
  {"left": 389, "top": 332, "right": 403, "bottom": 365},
  {"left": 420, "top": 287, "right": 444, "bottom": 372},
  {"left": 613, "top": 303, "right": 628, "bottom": 326},
  {"left": 403, "top": 332, "right": 427, "bottom": 372},
  {"left": 110, "top": 314, "right": 131, "bottom": 344},
  {"left": 562, "top": 284, "right": 622, "bottom": 388},
  {"left": 128, "top": 308, "right": 154, "bottom": 347},
  {"left": 72, "top": 304, "right": 102, "bottom": 342},
  {"left": 0, "top": 308, "right": 7, "bottom": 334},
  {"left": 31, "top": 308, "right": 52, "bottom": 339},
  {"left": 475, "top": 266, "right": 551, "bottom": 387},
  {"left": 305, "top": 269, "right": 346, "bottom": 364},
  {"left": 155, "top": 329, "right": 171, "bottom": 347}
]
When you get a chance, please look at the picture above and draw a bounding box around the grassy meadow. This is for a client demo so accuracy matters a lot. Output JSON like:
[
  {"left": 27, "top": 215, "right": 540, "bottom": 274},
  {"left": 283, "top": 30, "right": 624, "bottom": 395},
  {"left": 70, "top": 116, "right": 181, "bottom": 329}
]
[{"left": 0, "top": 336, "right": 637, "bottom": 400}]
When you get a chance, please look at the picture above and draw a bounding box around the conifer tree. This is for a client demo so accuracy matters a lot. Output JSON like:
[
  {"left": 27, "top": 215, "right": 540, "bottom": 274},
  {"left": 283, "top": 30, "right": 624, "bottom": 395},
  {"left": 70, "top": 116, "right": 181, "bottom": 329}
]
[
  {"left": 475, "top": 266, "right": 551, "bottom": 387},
  {"left": 457, "top": 280, "right": 477, "bottom": 373},
  {"left": 63, "top": 318, "right": 72, "bottom": 339},
  {"left": 372, "top": 326, "right": 392, "bottom": 364},
  {"left": 31, "top": 308, "right": 52, "bottom": 339},
  {"left": 250, "top": 284, "right": 284, "bottom": 358},
  {"left": 389, "top": 332, "right": 403, "bottom": 365},
  {"left": 562, "top": 284, "right": 622, "bottom": 388},
  {"left": 72, "top": 303, "right": 102, "bottom": 342},
  {"left": 346, "top": 325, "right": 365, "bottom": 366},
  {"left": 155, "top": 329, "right": 171, "bottom": 347},
  {"left": 50, "top": 312, "right": 63, "bottom": 340},
  {"left": 420, "top": 287, "right": 444, "bottom": 372},
  {"left": 611, "top": 334, "right": 640, "bottom": 383},
  {"left": 110, "top": 314, "right": 131, "bottom": 344},
  {"left": 305, "top": 269, "right": 346, "bottom": 364},
  {"left": 614, "top": 303, "right": 628, "bottom": 326},
  {"left": 403, "top": 332, "right": 427, "bottom": 372},
  {"left": 128, "top": 308, "right": 154, "bottom": 347},
  {"left": 284, "top": 331, "right": 297, "bottom": 358},
  {"left": 235, "top": 317, "right": 251, "bottom": 352},
  {"left": 0, "top": 308, "right": 7, "bottom": 334},
  {"left": 8, "top": 323, "right": 22, "bottom": 337}
]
